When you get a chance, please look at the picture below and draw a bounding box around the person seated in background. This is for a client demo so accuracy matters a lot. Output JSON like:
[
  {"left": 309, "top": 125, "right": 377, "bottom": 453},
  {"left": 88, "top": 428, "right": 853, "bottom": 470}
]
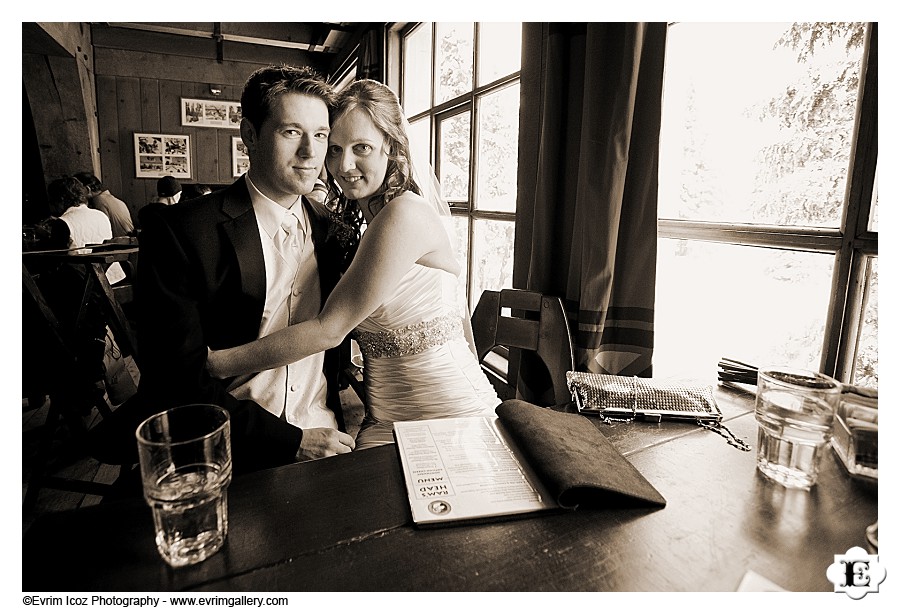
[
  {"left": 42, "top": 176, "right": 114, "bottom": 251},
  {"left": 74, "top": 171, "right": 135, "bottom": 238},
  {"left": 137, "top": 175, "right": 182, "bottom": 228},
  {"left": 25, "top": 177, "right": 116, "bottom": 410},
  {"left": 30, "top": 176, "right": 127, "bottom": 286},
  {"left": 181, "top": 183, "right": 213, "bottom": 201}
]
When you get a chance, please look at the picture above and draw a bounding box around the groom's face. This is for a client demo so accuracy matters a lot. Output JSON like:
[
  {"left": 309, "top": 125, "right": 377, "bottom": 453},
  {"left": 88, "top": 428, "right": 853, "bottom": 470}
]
[{"left": 241, "top": 92, "right": 330, "bottom": 208}]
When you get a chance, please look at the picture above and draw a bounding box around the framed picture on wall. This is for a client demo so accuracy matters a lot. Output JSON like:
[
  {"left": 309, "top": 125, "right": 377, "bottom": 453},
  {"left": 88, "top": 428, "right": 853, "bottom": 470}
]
[
  {"left": 232, "top": 136, "right": 250, "bottom": 177},
  {"left": 182, "top": 98, "right": 242, "bottom": 128},
  {"left": 134, "top": 133, "right": 191, "bottom": 179}
]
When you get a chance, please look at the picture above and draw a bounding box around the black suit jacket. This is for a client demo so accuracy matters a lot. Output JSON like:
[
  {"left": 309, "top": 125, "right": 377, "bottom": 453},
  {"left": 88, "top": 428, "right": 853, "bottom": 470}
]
[{"left": 94, "top": 177, "right": 347, "bottom": 475}]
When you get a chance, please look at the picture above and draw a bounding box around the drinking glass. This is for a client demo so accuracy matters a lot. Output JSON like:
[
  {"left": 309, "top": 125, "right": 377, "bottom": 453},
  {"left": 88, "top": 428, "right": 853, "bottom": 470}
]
[
  {"left": 754, "top": 368, "right": 842, "bottom": 489},
  {"left": 136, "top": 404, "right": 232, "bottom": 567}
]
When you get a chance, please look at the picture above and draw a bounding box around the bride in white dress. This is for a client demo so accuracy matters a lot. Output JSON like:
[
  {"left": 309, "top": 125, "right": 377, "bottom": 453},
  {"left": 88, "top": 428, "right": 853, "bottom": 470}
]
[{"left": 207, "top": 79, "right": 500, "bottom": 450}]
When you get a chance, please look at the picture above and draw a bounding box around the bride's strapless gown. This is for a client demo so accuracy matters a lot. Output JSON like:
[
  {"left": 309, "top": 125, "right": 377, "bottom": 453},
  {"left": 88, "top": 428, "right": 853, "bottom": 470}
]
[{"left": 352, "top": 264, "right": 501, "bottom": 450}]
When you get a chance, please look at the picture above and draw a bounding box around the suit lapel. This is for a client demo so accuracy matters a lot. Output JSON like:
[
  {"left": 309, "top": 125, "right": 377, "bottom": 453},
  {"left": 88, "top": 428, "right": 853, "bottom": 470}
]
[
  {"left": 220, "top": 178, "right": 267, "bottom": 310},
  {"left": 218, "top": 185, "right": 337, "bottom": 314}
]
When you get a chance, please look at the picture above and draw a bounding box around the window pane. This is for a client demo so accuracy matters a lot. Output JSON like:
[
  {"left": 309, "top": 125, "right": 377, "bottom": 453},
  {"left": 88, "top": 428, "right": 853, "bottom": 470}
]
[
  {"left": 470, "top": 219, "right": 515, "bottom": 309},
  {"left": 439, "top": 111, "right": 471, "bottom": 201},
  {"left": 407, "top": 117, "right": 430, "bottom": 179},
  {"left": 477, "top": 22, "right": 521, "bottom": 86},
  {"left": 654, "top": 239, "right": 834, "bottom": 379},
  {"left": 853, "top": 256, "right": 877, "bottom": 388},
  {"left": 449, "top": 214, "right": 471, "bottom": 312},
  {"left": 868, "top": 165, "right": 878, "bottom": 232},
  {"left": 659, "top": 22, "right": 866, "bottom": 227},
  {"left": 435, "top": 22, "right": 474, "bottom": 105},
  {"left": 476, "top": 83, "right": 519, "bottom": 213},
  {"left": 403, "top": 24, "right": 432, "bottom": 116}
]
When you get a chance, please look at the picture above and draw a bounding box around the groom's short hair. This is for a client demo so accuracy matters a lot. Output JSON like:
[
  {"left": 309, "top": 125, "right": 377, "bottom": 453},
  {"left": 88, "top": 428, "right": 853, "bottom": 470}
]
[{"left": 241, "top": 65, "right": 336, "bottom": 132}]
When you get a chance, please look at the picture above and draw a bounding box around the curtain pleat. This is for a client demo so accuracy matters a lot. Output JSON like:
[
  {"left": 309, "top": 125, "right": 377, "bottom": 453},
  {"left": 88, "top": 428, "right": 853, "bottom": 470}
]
[
  {"left": 356, "top": 27, "right": 385, "bottom": 82},
  {"left": 514, "top": 22, "right": 667, "bottom": 378}
]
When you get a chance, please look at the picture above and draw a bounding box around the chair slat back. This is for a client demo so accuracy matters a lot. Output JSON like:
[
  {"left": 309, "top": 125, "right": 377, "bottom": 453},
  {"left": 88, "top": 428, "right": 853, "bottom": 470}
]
[{"left": 471, "top": 289, "right": 575, "bottom": 406}]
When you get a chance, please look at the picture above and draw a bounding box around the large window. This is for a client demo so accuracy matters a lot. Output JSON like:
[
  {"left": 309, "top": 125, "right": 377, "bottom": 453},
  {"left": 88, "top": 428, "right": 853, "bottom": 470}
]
[
  {"left": 655, "top": 22, "right": 877, "bottom": 387},
  {"left": 394, "top": 22, "right": 522, "bottom": 311},
  {"left": 391, "top": 22, "right": 876, "bottom": 388}
]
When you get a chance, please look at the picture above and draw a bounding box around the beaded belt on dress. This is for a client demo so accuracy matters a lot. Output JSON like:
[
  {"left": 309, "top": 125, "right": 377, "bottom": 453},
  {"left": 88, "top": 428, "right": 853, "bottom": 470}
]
[{"left": 353, "top": 314, "right": 463, "bottom": 359}]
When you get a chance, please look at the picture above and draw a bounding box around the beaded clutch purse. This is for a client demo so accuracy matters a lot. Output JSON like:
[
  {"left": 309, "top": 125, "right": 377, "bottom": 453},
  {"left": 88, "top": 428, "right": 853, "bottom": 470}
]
[
  {"left": 566, "top": 371, "right": 749, "bottom": 450},
  {"left": 567, "top": 372, "right": 721, "bottom": 421}
]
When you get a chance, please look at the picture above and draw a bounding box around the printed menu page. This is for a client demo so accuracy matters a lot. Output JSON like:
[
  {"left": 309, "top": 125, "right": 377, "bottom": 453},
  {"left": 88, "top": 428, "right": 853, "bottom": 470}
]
[{"left": 393, "top": 416, "right": 559, "bottom": 525}]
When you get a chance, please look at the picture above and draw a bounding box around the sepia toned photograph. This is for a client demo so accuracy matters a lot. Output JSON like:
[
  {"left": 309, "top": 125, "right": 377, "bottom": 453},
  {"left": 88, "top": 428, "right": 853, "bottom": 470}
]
[
  {"left": 232, "top": 136, "right": 249, "bottom": 177},
  {"left": 133, "top": 133, "right": 191, "bottom": 178},
  {"left": 182, "top": 97, "right": 242, "bottom": 128},
  {"left": 22, "top": 20, "right": 881, "bottom": 598}
]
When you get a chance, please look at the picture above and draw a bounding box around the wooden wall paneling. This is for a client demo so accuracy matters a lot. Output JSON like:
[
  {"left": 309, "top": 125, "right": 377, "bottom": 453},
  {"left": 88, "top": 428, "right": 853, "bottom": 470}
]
[
  {"left": 91, "top": 27, "right": 218, "bottom": 62},
  {"left": 137, "top": 78, "right": 163, "bottom": 215},
  {"left": 95, "top": 75, "right": 124, "bottom": 203},
  {"left": 177, "top": 82, "right": 203, "bottom": 182},
  {"left": 220, "top": 83, "right": 242, "bottom": 185},
  {"left": 222, "top": 84, "right": 240, "bottom": 102},
  {"left": 158, "top": 80, "right": 184, "bottom": 134},
  {"left": 178, "top": 81, "right": 216, "bottom": 184},
  {"left": 197, "top": 127, "right": 223, "bottom": 184},
  {"left": 115, "top": 76, "right": 146, "bottom": 210},
  {"left": 94, "top": 47, "right": 254, "bottom": 89},
  {"left": 219, "top": 130, "right": 238, "bottom": 185},
  {"left": 221, "top": 41, "right": 322, "bottom": 73},
  {"left": 155, "top": 80, "right": 192, "bottom": 184},
  {"left": 140, "top": 79, "right": 161, "bottom": 133}
]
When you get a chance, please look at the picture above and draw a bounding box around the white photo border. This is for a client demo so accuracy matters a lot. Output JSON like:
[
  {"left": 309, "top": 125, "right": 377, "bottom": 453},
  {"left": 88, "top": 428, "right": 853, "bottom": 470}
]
[
  {"left": 232, "top": 136, "right": 250, "bottom": 178},
  {"left": 182, "top": 97, "right": 242, "bottom": 128},
  {"left": 134, "top": 133, "right": 192, "bottom": 179}
]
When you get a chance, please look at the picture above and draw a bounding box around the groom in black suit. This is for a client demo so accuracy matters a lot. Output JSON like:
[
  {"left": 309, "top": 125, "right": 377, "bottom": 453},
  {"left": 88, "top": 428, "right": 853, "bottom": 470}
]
[{"left": 95, "top": 66, "right": 356, "bottom": 475}]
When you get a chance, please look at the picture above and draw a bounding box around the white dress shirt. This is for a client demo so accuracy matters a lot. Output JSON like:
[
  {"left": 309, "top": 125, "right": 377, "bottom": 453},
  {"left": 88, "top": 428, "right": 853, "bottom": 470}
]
[
  {"left": 59, "top": 204, "right": 125, "bottom": 283},
  {"left": 59, "top": 204, "right": 112, "bottom": 251},
  {"left": 226, "top": 176, "right": 338, "bottom": 430}
]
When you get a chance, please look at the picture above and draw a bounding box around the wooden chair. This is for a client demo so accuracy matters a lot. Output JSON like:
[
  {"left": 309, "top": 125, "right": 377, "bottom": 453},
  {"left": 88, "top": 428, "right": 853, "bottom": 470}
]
[
  {"left": 22, "top": 247, "right": 140, "bottom": 511},
  {"left": 471, "top": 289, "right": 575, "bottom": 406}
]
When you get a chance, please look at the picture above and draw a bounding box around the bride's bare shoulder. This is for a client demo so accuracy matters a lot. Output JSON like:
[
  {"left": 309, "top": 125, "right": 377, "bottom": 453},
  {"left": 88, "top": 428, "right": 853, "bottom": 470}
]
[{"left": 381, "top": 191, "right": 440, "bottom": 221}]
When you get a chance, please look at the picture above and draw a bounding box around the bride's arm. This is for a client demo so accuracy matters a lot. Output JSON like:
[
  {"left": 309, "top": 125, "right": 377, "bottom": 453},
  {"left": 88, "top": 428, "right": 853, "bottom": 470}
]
[{"left": 207, "top": 196, "right": 453, "bottom": 378}]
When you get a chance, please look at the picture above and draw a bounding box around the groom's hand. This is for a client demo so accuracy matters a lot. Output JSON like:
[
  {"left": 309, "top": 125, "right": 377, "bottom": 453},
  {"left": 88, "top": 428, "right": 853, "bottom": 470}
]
[{"left": 297, "top": 427, "right": 356, "bottom": 461}]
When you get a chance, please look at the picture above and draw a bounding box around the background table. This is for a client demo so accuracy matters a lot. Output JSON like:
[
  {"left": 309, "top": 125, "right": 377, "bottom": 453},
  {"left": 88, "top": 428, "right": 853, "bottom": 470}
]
[
  {"left": 23, "top": 244, "right": 140, "bottom": 365},
  {"left": 22, "top": 387, "right": 876, "bottom": 592}
]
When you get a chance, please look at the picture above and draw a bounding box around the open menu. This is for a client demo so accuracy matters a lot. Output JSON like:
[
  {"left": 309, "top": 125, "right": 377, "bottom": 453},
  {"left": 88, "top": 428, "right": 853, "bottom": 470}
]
[{"left": 394, "top": 400, "right": 667, "bottom": 525}]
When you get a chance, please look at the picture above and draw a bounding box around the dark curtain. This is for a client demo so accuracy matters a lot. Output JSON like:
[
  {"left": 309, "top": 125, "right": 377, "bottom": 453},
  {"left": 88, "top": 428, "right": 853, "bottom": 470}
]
[
  {"left": 514, "top": 22, "right": 667, "bottom": 378},
  {"left": 356, "top": 27, "right": 386, "bottom": 82}
]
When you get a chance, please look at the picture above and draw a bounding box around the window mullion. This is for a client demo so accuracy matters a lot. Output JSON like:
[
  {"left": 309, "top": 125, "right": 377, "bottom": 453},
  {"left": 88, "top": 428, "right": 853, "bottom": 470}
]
[
  {"left": 657, "top": 219, "right": 843, "bottom": 252},
  {"left": 821, "top": 22, "right": 878, "bottom": 377},
  {"left": 834, "top": 252, "right": 870, "bottom": 381}
]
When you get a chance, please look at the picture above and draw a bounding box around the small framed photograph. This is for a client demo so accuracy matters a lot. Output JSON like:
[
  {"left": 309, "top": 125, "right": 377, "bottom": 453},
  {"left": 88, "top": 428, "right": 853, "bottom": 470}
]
[
  {"left": 182, "top": 98, "right": 242, "bottom": 128},
  {"left": 232, "top": 136, "right": 250, "bottom": 177},
  {"left": 134, "top": 133, "right": 191, "bottom": 178}
]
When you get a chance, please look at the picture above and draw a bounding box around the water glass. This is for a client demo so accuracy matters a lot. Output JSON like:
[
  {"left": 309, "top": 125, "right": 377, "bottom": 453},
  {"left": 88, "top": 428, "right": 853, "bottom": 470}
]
[
  {"left": 136, "top": 404, "right": 232, "bottom": 567},
  {"left": 754, "top": 368, "right": 842, "bottom": 489}
]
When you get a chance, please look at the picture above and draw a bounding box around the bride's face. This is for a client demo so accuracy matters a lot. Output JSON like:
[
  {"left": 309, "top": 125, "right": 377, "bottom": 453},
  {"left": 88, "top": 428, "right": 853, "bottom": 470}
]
[{"left": 326, "top": 107, "right": 390, "bottom": 205}]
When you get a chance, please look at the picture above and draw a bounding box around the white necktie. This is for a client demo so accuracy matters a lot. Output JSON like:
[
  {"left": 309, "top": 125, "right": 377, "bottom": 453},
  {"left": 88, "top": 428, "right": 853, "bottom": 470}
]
[{"left": 275, "top": 210, "right": 304, "bottom": 267}]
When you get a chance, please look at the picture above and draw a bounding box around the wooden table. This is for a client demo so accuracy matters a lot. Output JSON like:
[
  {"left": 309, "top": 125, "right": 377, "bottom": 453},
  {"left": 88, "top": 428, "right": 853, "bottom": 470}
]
[
  {"left": 22, "top": 387, "right": 876, "bottom": 592},
  {"left": 22, "top": 244, "right": 141, "bottom": 509},
  {"left": 22, "top": 244, "right": 140, "bottom": 365}
]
